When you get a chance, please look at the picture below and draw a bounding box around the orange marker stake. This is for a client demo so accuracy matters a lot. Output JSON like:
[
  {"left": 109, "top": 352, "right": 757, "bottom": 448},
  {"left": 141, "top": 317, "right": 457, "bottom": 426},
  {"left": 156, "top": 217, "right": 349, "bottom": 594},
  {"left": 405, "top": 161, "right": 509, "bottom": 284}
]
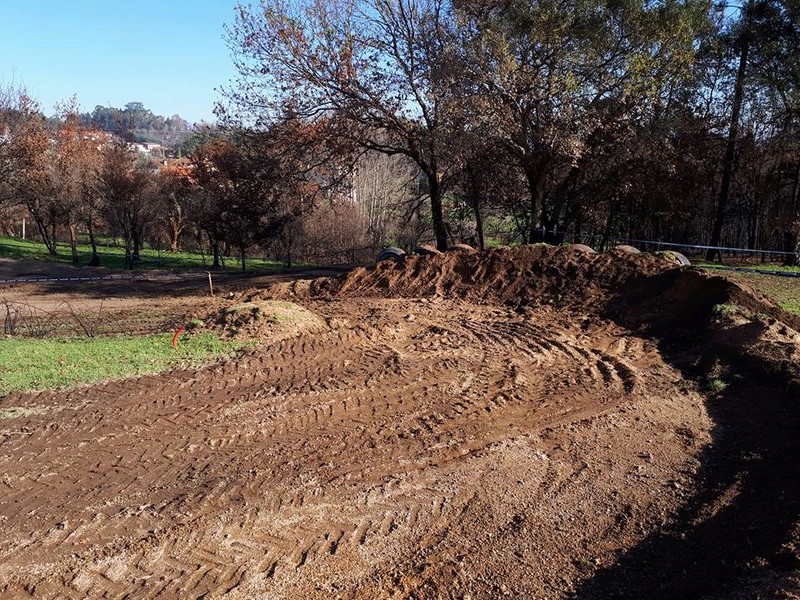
[{"left": 171, "top": 325, "right": 187, "bottom": 349}]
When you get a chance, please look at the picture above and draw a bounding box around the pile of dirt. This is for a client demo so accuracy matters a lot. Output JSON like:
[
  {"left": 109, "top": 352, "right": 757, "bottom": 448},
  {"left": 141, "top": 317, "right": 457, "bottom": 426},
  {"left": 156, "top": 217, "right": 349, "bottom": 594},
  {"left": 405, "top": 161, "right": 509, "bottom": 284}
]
[
  {"left": 256, "top": 243, "right": 800, "bottom": 403},
  {"left": 261, "top": 245, "right": 673, "bottom": 306},
  {"left": 263, "top": 244, "right": 792, "bottom": 322},
  {"left": 261, "top": 244, "right": 800, "bottom": 391},
  {"left": 196, "top": 299, "right": 327, "bottom": 342}
]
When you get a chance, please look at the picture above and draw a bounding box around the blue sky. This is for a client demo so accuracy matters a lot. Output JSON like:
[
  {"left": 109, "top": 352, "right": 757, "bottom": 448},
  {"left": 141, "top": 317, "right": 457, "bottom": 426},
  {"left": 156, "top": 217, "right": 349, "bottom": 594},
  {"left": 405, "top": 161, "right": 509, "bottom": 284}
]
[{"left": 0, "top": 1, "right": 242, "bottom": 124}]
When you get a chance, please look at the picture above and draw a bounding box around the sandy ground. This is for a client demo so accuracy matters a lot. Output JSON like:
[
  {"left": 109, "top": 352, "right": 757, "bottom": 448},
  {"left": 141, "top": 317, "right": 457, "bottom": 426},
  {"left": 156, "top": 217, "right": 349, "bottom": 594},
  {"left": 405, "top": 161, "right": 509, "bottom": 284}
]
[{"left": 0, "top": 247, "right": 799, "bottom": 599}]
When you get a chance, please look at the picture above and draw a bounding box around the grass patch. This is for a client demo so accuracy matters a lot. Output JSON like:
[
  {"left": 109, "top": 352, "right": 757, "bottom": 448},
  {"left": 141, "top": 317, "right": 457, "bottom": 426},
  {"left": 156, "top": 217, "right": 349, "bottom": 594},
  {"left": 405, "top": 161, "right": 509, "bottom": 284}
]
[
  {"left": 226, "top": 303, "right": 263, "bottom": 317},
  {"left": 712, "top": 303, "right": 741, "bottom": 319},
  {"left": 707, "top": 378, "right": 728, "bottom": 394},
  {"left": 706, "top": 270, "right": 800, "bottom": 316},
  {"left": 698, "top": 261, "right": 800, "bottom": 274},
  {"left": 0, "top": 236, "right": 286, "bottom": 272},
  {"left": 780, "top": 299, "right": 800, "bottom": 315},
  {"left": 0, "top": 332, "right": 242, "bottom": 394}
]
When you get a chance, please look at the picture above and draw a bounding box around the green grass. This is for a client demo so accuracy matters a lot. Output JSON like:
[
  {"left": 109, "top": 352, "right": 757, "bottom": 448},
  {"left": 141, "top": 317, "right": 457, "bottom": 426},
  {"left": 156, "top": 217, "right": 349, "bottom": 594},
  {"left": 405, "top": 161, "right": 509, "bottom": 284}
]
[
  {"left": 706, "top": 270, "right": 800, "bottom": 316},
  {"left": 0, "top": 332, "right": 243, "bottom": 394},
  {"left": 779, "top": 299, "right": 800, "bottom": 315},
  {"left": 711, "top": 303, "right": 741, "bottom": 319},
  {"left": 0, "top": 236, "right": 286, "bottom": 272},
  {"left": 707, "top": 377, "right": 728, "bottom": 394},
  {"left": 698, "top": 261, "right": 800, "bottom": 274}
]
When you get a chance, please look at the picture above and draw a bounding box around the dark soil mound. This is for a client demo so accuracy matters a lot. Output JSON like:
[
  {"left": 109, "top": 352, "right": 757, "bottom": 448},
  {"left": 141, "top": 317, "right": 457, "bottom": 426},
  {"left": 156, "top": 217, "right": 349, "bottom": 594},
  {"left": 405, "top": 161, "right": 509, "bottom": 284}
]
[
  {"left": 295, "top": 244, "right": 680, "bottom": 308},
  {"left": 269, "top": 244, "right": 792, "bottom": 324}
]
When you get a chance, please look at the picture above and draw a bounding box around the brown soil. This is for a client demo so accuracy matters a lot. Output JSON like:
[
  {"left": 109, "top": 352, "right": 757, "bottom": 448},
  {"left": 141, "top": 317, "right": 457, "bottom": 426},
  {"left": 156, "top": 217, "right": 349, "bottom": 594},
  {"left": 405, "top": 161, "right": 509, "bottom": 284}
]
[{"left": 1, "top": 246, "right": 799, "bottom": 599}]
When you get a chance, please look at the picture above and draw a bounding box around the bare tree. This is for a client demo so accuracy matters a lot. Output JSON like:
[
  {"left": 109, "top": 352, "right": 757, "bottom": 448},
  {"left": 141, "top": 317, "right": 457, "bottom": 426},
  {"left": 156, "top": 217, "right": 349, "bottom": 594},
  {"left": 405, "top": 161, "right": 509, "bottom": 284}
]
[
  {"left": 51, "top": 99, "right": 104, "bottom": 264},
  {"left": 99, "top": 140, "right": 156, "bottom": 269},
  {"left": 226, "top": 0, "right": 465, "bottom": 250},
  {"left": 157, "top": 161, "right": 195, "bottom": 253},
  {"left": 0, "top": 91, "right": 60, "bottom": 254},
  {"left": 352, "top": 150, "right": 417, "bottom": 250}
]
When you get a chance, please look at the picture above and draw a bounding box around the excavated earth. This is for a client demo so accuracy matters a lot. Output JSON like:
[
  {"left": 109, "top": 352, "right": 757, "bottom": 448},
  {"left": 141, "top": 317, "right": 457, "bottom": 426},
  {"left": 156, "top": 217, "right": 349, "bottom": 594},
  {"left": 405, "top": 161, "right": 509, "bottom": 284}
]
[{"left": 1, "top": 245, "right": 800, "bottom": 599}]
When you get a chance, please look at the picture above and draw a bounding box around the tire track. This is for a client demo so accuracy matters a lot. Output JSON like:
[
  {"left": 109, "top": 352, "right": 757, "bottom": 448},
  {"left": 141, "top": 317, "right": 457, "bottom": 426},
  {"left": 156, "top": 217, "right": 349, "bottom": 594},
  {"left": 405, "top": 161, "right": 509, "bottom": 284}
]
[{"left": 0, "top": 299, "right": 695, "bottom": 599}]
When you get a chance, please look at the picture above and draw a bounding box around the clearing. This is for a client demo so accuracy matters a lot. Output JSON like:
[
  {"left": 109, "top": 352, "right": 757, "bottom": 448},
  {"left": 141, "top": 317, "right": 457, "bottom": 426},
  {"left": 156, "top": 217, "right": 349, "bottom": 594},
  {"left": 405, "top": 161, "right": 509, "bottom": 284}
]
[{"left": 1, "top": 245, "right": 799, "bottom": 599}]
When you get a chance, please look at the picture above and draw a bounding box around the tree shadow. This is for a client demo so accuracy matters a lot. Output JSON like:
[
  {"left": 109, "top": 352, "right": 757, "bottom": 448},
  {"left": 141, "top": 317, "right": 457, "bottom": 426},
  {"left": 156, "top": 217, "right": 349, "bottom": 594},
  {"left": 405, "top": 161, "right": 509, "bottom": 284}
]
[
  {"left": 575, "top": 377, "right": 800, "bottom": 598},
  {"left": 574, "top": 270, "right": 800, "bottom": 598},
  {"left": 4, "top": 266, "right": 351, "bottom": 301}
]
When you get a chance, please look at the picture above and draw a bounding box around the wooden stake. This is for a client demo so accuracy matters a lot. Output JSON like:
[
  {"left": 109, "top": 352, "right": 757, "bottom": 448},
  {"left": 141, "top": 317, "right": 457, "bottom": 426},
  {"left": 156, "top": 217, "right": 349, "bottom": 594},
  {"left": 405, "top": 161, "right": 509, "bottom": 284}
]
[{"left": 207, "top": 272, "right": 214, "bottom": 297}]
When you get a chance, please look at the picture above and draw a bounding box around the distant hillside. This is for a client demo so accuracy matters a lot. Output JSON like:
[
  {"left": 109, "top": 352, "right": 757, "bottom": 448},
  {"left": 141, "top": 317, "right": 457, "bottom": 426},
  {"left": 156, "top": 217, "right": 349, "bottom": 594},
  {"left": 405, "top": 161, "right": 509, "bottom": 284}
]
[{"left": 79, "top": 102, "right": 193, "bottom": 146}]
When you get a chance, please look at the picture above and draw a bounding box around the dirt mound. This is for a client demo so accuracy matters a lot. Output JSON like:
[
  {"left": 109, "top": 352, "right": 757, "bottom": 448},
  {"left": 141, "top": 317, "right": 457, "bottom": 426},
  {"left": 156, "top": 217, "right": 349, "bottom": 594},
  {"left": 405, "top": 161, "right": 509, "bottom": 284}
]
[
  {"left": 262, "top": 245, "right": 678, "bottom": 308},
  {"left": 198, "top": 300, "right": 327, "bottom": 342},
  {"left": 277, "top": 244, "right": 795, "bottom": 327}
]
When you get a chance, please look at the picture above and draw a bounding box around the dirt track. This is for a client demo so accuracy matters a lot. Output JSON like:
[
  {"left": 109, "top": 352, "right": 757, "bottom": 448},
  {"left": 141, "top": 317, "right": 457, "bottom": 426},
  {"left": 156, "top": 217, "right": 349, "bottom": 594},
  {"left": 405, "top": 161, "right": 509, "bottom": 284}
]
[{"left": 1, "top": 247, "right": 799, "bottom": 598}]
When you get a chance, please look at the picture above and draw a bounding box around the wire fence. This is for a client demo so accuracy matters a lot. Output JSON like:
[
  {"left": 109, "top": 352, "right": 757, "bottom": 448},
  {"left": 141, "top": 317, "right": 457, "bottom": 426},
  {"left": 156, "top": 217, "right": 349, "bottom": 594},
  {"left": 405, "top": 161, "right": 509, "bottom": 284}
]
[
  {"left": 608, "top": 237, "right": 800, "bottom": 279},
  {"left": 611, "top": 236, "right": 797, "bottom": 258}
]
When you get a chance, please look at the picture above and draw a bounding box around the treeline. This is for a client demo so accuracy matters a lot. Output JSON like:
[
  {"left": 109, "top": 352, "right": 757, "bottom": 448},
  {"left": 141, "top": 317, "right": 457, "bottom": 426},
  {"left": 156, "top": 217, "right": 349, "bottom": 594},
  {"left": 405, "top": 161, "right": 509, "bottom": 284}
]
[
  {"left": 2, "top": 0, "right": 799, "bottom": 268},
  {"left": 0, "top": 88, "right": 404, "bottom": 269},
  {"left": 0, "top": 92, "right": 181, "bottom": 268},
  {"left": 79, "top": 101, "right": 195, "bottom": 148},
  {"left": 219, "top": 0, "right": 799, "bottom": 263}
]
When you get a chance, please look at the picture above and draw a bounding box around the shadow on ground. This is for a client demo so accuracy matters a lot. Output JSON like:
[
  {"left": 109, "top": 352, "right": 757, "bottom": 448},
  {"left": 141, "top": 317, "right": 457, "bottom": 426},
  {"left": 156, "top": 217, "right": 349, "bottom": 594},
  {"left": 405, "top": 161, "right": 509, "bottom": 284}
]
[
  {"left": 574, "top": 270, "right": 800, "bottom": 599},
  {"left": 1, "top": 266, "right": 352, "bottom": 300}
]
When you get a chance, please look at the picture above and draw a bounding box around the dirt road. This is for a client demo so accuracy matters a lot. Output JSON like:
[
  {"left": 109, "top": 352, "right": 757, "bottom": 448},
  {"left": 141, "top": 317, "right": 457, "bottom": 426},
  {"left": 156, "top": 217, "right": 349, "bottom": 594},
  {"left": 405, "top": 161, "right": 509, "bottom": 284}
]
[{"left": 1, "top": 247, "right": 798, "bottom": 598}]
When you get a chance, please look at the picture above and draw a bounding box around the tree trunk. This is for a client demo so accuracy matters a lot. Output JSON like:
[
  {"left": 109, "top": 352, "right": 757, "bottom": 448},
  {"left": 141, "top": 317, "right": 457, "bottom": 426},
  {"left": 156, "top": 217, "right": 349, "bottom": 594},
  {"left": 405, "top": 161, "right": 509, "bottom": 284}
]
[
  {"left": 707, "top": 20, "right": 750, "bottom": 261},
  {"left": 211, "top": 239, "right": 221, "bottom": 269},
  {"left": 169, "top": 201, "right": 183, "bottom": 252},
  {"left": 784, "top": 162, "right": 800, "bottom": 266},
  {"left": 49, "top": 222, "right": 58, "bottom": 256},
  {"left": 524, "top": 164, "right": 541, "bottom": 243},
  {"left": 427, "top": 171, "right": 448, "bottom": 252},
  {"left": 473, "top": 197, "right": 485, "bottom": 251},
  {"left": 132, "top": 233, "right": 141, "bottom": 262},
  {"left": 466, "top": 169, "right": 485, "bottom": 250},
  {"left": 240, "top": 245, "right": 246, "bottom": 271},
  {"left": 68, "top": 221, "right": 79, "bottom": 264},
  {"left": 32, "top": 213, "right": 57, "bottom": 256},
  {"left": 170, "top": 219, "right": 180, "bottom": 252},
  {"left": 284, "top": 225, "right": 294, "bottom": 268},
  {"left": 747, "top": 202, "right": 758, "bottom": 251},
  {"left": 783, "top": 231, "right": 798, "bottom": 267},
  {"left": 124, "top": 231, "right": 134, "bottom": 270},
  {"left": 525, "top": 172, "right": 544, "bottom": 243},
  {"left": 87, "top": 221, "right": 101, "bottom": 266}
]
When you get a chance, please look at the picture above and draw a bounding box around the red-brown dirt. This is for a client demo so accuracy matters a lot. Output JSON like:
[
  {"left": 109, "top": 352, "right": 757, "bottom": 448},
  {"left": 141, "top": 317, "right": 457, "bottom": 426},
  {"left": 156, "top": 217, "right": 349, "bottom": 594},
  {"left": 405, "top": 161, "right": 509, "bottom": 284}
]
[{"left": 1, "top": 246, "right": 799, "bottom": 599}]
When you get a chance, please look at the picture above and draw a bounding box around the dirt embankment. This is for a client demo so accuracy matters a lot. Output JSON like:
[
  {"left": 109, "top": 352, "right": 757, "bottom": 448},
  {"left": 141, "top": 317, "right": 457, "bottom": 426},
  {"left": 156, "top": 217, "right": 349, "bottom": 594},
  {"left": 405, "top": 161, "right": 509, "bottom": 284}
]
[
  {"left": 256, "top": 244, "right": 800, "bottom": 598},
  {"left": 1, "top": 245, "right": 799, "bottom": 599}
]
